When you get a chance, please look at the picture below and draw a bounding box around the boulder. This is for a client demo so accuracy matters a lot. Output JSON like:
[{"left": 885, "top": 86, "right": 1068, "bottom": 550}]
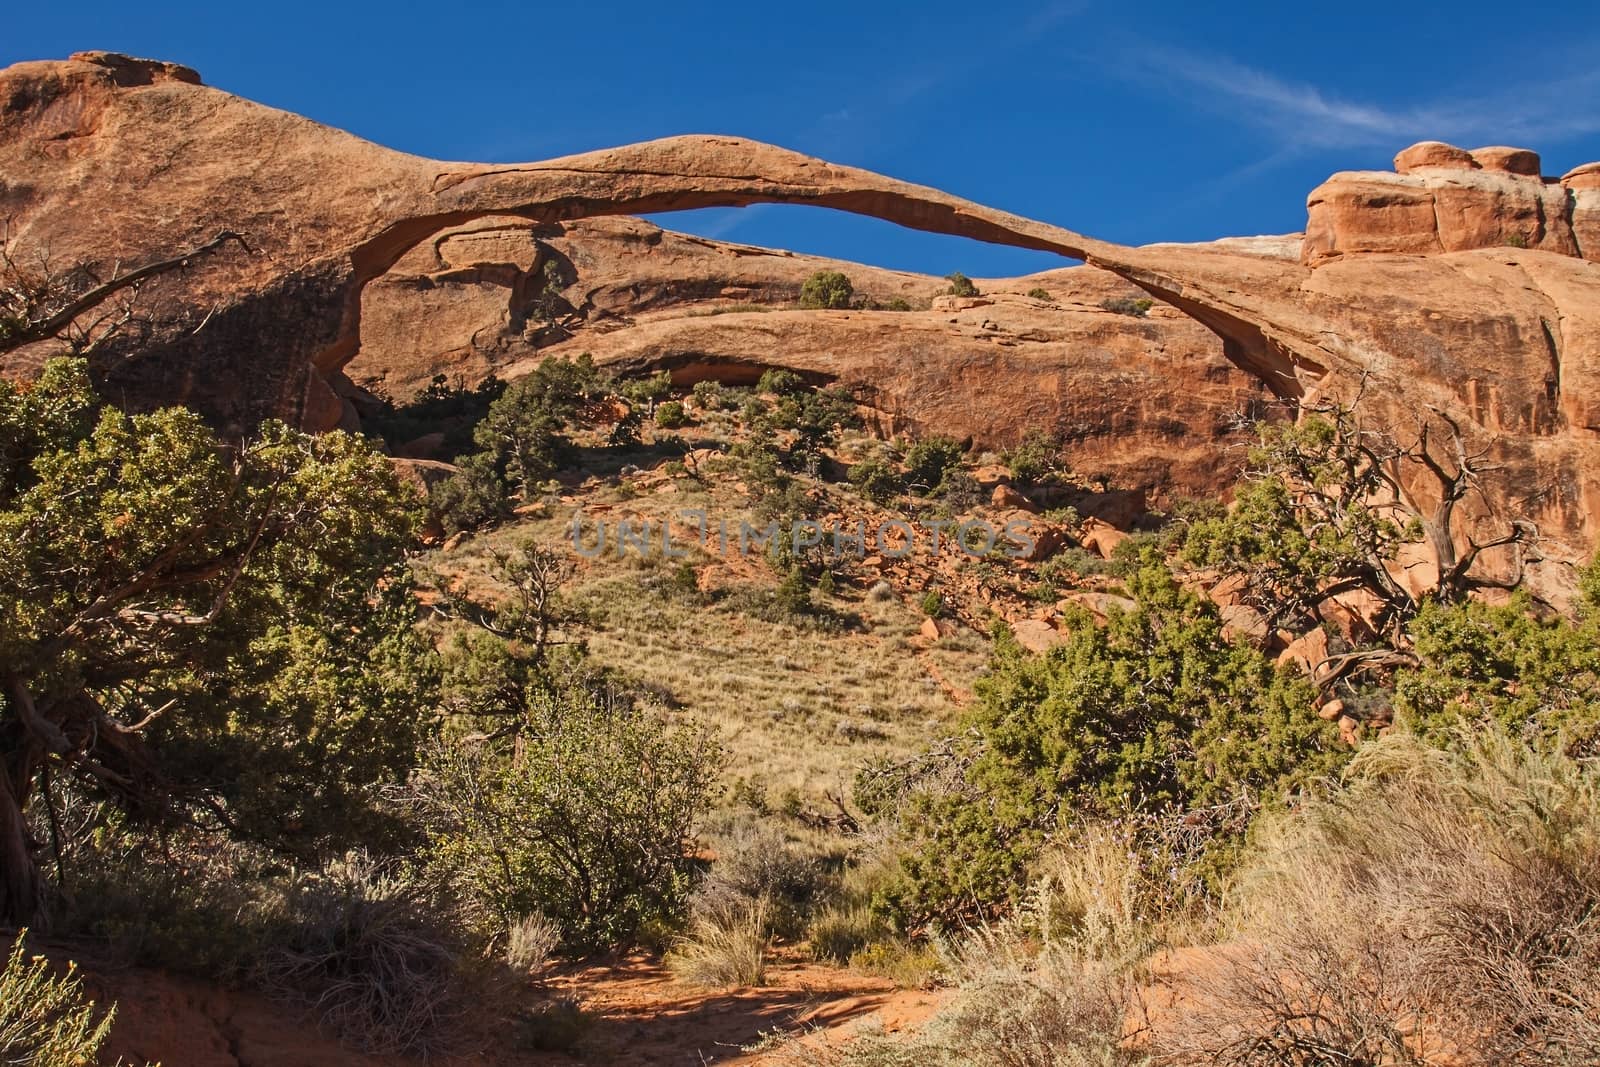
[
  {"left": 1058, "top": 591, "right": 1137, "bottom": 623},
  {"left": 1080, "top": 519, "right": 1129, "bottom": 560},
  {"left": 991, "top": 483, "right": 1037, "bottom": 512},
  {"left": 998, "top": 511, "right": 1069, "bottom": 561},
  {"left": 1220, "top": 603, "right": 1270, "bottom": 646},
  {"left": 1394, "top": 141, "right": 1479, "bottom": 174},
  {"left": 1012, "top": 618, "right": 1068, "bottom": 653},
  {"left": 1469, "top": 146, "right": 1542, "bottom": 176},
  {"left": 1277, "top": 628, "right": 1331, "bottom": 679}
]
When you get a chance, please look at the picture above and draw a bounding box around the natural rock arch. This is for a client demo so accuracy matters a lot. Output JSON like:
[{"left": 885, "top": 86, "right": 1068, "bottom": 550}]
[{"left": 3, "top": 53, "right": 1597, "bottom": 601}]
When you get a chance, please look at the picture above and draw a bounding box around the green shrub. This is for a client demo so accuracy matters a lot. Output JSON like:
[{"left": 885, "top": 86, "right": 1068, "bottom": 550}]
[
  {"left": 800, "top": 270, "right": 855, "bottom": 310},
  {"left": 944, "top": 272, "right": 980, "bottom": 297},
  {"left": 880, "top": 297, "right": 914, "bottom": 312},
  {"left": 417, "top": 682, "right": 724, "bottom": 951},
  {"left": 0, "top": 931, "right": 116, "bottom": 1067},
  {"left": 756, "top": 367, "right": 807, "bottom": 396},
  {"left": 655, "top": 399, "right": 689, "bottom": 428},
  {"left": 0, "top": 359, "right": 432, "bottom": 919},
  {"left": 848, "top": 457, "right": 904, "bottom": 504},
  {"left": 1004, "top": 430, "right": 1061, "bottom": 487},
  {"left": 1394, "top": 580, "right": 1600, "bottom": 745},
  {"left": 1100, "top": 296, "right": 1153, "bottom": 317},
  {"left": 365, "top": 373, "right": 506, "bottom": 460},
  {"left": 1027, "top": 287, "right": 1052, "bottom": 301},
  {"left": 621, "top": 369, "right": 673, "bottom": 407},
  {"left": 691, "top": 380, "right": 727, "bottom": 410},
  {"left": 432, "top": 451, "right": 511, "bottom": 532},
  {"left": 903, "top": 436, "right": 965, "bottom": 495},
  {"left": 919, "top": 590, "right": 944, "bottom": 618},
  {"left": 883, "top": 559, "right": 1346, "bottom": 929}
]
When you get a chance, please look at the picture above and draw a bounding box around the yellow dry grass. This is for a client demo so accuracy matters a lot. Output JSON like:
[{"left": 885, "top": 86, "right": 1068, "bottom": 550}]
[{"left": 429, "top": 460, "right": 988, "bottom": 805}]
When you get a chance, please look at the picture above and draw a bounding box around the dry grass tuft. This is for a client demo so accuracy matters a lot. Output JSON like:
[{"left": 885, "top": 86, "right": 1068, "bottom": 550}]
[
  {"left": 254, "top": 853, "right": 475, "bottom": 1058},
  {"left": 504, "top": 913, "right": 562, "bottom": 974},
  {"left": 667, "top": 899, "right": 771, "bottom": 989},
  {"left": 1154, "top": 727, "right": 1600, "bottom": 1065}
]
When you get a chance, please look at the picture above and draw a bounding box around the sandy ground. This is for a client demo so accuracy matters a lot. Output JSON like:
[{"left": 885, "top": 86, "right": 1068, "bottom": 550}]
[{"left": 66, "top": 943, "right": 947, "bottom": 1067}]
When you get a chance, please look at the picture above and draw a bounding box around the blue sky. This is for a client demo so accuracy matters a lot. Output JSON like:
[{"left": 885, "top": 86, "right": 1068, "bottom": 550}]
[{"left": 8, "top": 2, "right": 1600, "bottom": 276}]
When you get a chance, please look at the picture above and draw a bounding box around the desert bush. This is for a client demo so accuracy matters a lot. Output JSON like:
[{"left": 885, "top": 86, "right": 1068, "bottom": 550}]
[
  {"left": 256, "top": 852, "right": 473, "bottom": 1058},
  {"left": 792, "top": 932, "right": 1140, "bottom": 1066},
  {"left": 432, "top": 354, "right": 610, "bottom": 529},
  {"left": 365, "top": 372, "right": 506, "bottom": 460},
  {"left": 694, "top": 819, "right": 829, "bottom": 939},
  {"left": 0, "top": 931, "right": 116, "bottom": 1067},
  {"left": 800, "top": 270, "right": 855, "bottom": 310},
  {"left": 808, "top": 905, "right": 893, "bottom": 964},
  {"left": 1027, "top": 287, "right": 1052, "bottom": 301},
  {"left": 1037, "top": 548, "right": 1117, "bottom": 585},
  {"left": 1153, "top": 727, "right": 1600, "bottom": 1065},
  {"left": 758, "top": 367, "right": 807, "bottom": 396},
  {"left": 621, "top": 368, "right": 674, "bottom": 408},
  {"left": 691, "top": 379, "right": 727, "bottom": 409},
  {"left": 47, "top": 821, "right": 287, "bottom": 979},
  {"left": 655, "top": 398, "right": 689, "bottom": 428},
  {"left": 851, "top": 939, "right": 946, "bottom": 989},
  {"left": 1020, "top": 830, "right": 1160, "bottom": 964},
  {"left": 903, "top": 435, "right": 965, "bottom": 495},
  {"left": 515, "top": 995, "right": 593, "bottom": 1052},
  {"left": 1, "top": 358, "right": 432, "bottom": 921},
  {"left": 431, "top": 450, "right": 511, "bottom": 531},
  {"left": 417, "top": 681, "right": 724, "bottom": 951},
  {"left": 882, "top": 559, "right": 1346, "bottom": 929},
  {"left": 667, "top": 899, "right": 770, "bottom": 988},
  {"left": 879, "top": 297, "right": 914, "bottom": 311},
  {"left": 1395, "top": 581, "right": 1600, "bottom": 747},
  {"left": 919, "top": 590, "right": 944, "bottom": 618},
  {"left": 940, "top": 469, "right": 984, "bottom": 511},
  {"left": 1100, "top": 296, "right": 1152, "bottom": 317},
  {"left": 1006, "top": 430, "right": 1063, "bottom": 487},
  {"left": 848, "top": 457, "right": 904, "bottom": 504},
  {"left": 944, "top": 272, "right": 980, "bottom": 297},
  {"left": 505, "top": 913, "right": 563, "bottom": 973}
]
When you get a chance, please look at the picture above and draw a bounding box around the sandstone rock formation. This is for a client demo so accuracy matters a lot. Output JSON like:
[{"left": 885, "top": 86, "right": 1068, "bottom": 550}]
[
  {"left": 350, "top": 215, "right": 1274, "bottom": 500},
  {"left": 2, "top": 54, "right": 1598, "bottom": 603},
  {"left": 1306, "top": 140, "right": 1597, "bottom": 263}
]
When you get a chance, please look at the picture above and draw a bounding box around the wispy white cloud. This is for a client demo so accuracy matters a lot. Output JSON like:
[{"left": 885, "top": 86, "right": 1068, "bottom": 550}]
[
  {"left": 1114, "top": 44, "right": 1600, "bottom": 151},
  {"left": 709, "top": 2, "right": 1092, "bottom": 241}
]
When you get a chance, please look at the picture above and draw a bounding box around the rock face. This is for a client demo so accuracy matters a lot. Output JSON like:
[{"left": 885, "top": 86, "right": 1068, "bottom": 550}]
[
  {"left": 350, "top": 215, "right": 1274, "bottom": 501},
  {"left": 1305, "top": 140, "right": 1596, "bottom": 264},
  {"left": 2, "top": 55, "right": 1599, "bottom": 604}
]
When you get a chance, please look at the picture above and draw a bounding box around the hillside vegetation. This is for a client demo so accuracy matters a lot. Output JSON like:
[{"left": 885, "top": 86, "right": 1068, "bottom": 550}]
[{"left": 2, "top": 339, "right": 1597, "bottom": 1064}]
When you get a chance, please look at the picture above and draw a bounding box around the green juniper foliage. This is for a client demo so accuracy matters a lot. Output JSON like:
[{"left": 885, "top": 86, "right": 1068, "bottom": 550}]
[
  {"left": 799, "top": 270, "right": 855, "bottom": 310},
  {"left": 881, "top": 556, "right": 1344, "bottom": 928},
  {"left": 0, "top": 357, "right": 430, "bottom": 922}
]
